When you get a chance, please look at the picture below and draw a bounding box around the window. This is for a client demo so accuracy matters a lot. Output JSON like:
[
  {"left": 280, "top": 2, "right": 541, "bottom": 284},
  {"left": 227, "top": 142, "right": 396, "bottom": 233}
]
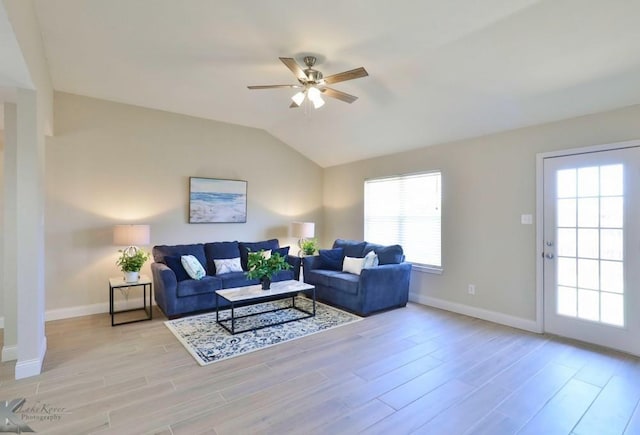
[{"left": 364, "top": 172, "right": 442, "bottom": 269}]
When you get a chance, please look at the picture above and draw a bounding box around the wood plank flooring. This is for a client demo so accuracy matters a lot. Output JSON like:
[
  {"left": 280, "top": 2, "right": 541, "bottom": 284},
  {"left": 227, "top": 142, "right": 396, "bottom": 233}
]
[{"left": 1, "top": 302, "right": 640, "bottom": 434}]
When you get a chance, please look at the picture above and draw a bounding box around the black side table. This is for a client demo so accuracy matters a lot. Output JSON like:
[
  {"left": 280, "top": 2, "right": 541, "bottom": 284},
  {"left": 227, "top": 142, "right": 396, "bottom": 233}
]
[{"left": 108, "top": 275, "right": 153, "bottom": 326}]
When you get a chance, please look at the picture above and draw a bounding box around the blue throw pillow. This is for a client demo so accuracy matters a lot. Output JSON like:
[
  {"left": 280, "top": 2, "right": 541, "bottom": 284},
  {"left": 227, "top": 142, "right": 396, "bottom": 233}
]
[
  {"left": 273, "top": 246, "right": 290, "bottom": 258},
  {"left": 164, "top": 255, "right": 190, "bottom": 282},
  {"left": 376, "top": 245, "right": 404, "bottom": 264},
  {"left": 319, "top": 248, "right": 344, "bottom": 271},
  {"left": 239, "top": 239, "right": 280, "bottom": 270}
]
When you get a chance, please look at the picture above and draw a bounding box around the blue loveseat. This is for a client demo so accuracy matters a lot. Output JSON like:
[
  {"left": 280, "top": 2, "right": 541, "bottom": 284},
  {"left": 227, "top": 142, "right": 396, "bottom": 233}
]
[
  {"left": 303, "top": 239, "right": 411, "bottom": 316},
  {"left": 151, "top": 239, "right": 300, "bottom": 318}
]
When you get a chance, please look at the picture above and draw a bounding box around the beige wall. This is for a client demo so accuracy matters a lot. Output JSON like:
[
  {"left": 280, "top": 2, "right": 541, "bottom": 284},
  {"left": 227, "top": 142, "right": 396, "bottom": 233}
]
[
  {"left": 46, "top": 92, "right": 323, "bottom": 312},
  {"left": 323, "top": 104, "right": 640, "bottom": 322}
]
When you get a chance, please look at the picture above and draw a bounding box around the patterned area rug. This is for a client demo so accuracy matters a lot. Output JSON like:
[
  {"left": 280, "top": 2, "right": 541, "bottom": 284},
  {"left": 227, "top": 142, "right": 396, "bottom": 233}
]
[{"left": 165, "top": 297, "right": 362, "bottom": 366}]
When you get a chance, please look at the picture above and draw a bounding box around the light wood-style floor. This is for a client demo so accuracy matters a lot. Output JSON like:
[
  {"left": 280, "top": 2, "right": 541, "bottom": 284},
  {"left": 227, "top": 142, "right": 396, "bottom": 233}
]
[{"left": 1, "top": 302, "right": 640, "bottom": 434}]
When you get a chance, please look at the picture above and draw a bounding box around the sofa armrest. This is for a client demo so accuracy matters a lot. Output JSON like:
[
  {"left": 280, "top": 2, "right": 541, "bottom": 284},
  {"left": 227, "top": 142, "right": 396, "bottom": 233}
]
[
  {"left": 286, "top": 255, "right": 302, "bottom": 280},
  {"left": 302, "top": 255, "right": 322, "bottom": 271},
  {"left": 151, "top": 262, "right": 178, "bottom": 314},
  {"left": 358, "top": 262, "right": 412, "bottom": 313}
]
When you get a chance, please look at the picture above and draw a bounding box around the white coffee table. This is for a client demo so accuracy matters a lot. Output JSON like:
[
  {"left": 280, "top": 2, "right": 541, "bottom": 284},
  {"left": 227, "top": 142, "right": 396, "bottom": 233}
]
[{"left": 215, "top": 280, "right": 315, "bottom": 335}]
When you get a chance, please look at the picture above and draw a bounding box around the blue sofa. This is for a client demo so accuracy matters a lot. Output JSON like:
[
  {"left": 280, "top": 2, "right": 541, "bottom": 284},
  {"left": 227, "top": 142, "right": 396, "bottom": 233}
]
[
  {"left": 303, "top": 239, "right": 411, "bottom": 316},
  {"left": 151, "top": 239, "right": 300, "bottom": 318}
]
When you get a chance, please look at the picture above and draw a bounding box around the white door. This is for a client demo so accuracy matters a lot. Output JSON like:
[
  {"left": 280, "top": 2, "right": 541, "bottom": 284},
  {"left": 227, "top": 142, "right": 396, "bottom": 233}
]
[{"left": 543, "top": 146, "right": 640, "bottom": 355}]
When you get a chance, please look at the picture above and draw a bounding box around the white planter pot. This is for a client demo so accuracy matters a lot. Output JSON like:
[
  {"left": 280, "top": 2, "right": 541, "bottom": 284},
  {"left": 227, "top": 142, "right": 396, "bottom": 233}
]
[{"left": 124, "top": 271, "right": 140, "bottom": 283}]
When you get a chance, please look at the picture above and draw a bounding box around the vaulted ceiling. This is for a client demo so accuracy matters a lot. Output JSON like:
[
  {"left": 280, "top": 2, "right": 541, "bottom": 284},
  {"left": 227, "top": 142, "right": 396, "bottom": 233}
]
[{"left": 6, "top": 1, "right": 640, "bottom": 166}]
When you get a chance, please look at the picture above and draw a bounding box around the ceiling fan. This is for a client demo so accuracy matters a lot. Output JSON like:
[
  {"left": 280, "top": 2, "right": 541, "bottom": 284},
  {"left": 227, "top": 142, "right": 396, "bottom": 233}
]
[{"left": 248, "top": 56, "right": 369, "bottom": 109}]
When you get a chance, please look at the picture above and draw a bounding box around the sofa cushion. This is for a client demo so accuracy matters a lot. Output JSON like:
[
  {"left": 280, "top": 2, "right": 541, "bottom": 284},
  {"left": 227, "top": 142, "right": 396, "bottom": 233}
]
[
  {"left": 164, "top": 255, "right": 190, "bottom": 282},
  {"left": 364, "top": 242, "right": 384, "bottom": 256},
  {"left": 219, "top": 271, "right": 259, "bottom": 288},
  {"left": 343, "top": 256, "right": 365, "bottom": 275},
  {"left": 376, "top": 245, "right": 404, "bottom": 264},
  {"left": 271, "top": 269, "right": 296, "bottom": 282},
  {"left": 176, "top": 276, "right": 222, "bottom": 298},
  {"left": 328, "top": 273, "right": 360, "bottom": 295},
  {"left": 204, "top": 241, "right": 240, "bottom": 274},
  {"left": 304, "top": 269, "right": 342, "bottom": 287},
  {"left": 333, "top": 239, "right": 367, "bottom": 258},
  {"left": 214, "top": 257, "right": 243, "bottom": 274},
  {"left": 153, "top": 244, "right": 207, "bottom": 269},
  {"left": 319, "top": 248, "right": 344, "bottom": 271},
  {"left": 239, "top": 239, "right": 280, "bottom": 270}
]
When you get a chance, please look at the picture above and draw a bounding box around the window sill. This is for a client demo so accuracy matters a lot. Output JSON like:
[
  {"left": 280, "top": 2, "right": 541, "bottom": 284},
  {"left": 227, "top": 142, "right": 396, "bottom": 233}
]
[{"left": 411, "top": 264, "right": 443, "bottom": 275}]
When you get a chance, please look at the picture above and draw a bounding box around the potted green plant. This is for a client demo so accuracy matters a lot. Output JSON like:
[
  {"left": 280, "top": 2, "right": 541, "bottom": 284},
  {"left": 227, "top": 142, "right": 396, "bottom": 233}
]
[
  {"left": 116, "top": 249, "right": 150, "bottom": 283},
  {"left": 245, "top": 250, "right": 292, "bottom": 290},
  {"left": 301, "top": 238, "right": 318, "bottom": 256}
]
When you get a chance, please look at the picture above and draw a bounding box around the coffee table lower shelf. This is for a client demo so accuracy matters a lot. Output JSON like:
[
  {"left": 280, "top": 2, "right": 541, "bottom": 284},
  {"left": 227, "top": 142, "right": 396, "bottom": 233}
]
[{"left": 215, "top": 281, "right": 316, "bottom": 335}]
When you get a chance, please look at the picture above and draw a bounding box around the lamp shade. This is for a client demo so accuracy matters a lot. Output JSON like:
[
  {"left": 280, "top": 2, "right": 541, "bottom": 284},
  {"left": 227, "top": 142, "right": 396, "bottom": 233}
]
[
  {"left": 291, "top": 222, "right": 315, "bottom": 239},
  {"left": 113, "top": 224, "right": 150, "bottom": 246}
]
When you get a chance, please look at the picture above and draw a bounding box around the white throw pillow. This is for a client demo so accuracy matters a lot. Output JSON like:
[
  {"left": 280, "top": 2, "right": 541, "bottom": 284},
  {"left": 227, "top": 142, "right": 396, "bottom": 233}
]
[
  {"left": 181, "top": 255, "right": 206, "bottom": 280},
  {"left": 260, "top": 249, "right": 272, "bottom": 260},
  {"left": 343, "top": 256, "right": 366, "bottom": 275},
  {"left": 214, "top": 257, "right": 243, "bottom": 274},
  {"left": 363, "top": 250, "right": 379, "bottom": 269}
]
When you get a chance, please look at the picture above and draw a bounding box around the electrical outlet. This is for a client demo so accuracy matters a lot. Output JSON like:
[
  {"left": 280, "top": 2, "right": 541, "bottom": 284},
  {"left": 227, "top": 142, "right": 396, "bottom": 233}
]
[{"left": 468, "top": 284, "right": 476, "bottom": 295}]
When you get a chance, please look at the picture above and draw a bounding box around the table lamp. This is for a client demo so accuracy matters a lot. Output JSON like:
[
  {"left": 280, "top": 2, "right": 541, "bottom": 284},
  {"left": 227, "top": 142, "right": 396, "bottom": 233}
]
[{"left": 113, "top": 224, "right": 150, "bottom": 256}]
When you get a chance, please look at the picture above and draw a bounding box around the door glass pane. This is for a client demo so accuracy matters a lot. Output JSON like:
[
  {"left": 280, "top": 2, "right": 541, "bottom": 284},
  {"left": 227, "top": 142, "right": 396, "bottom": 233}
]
[
  {"left": 600, "top": 164, "right": 623, "bottom": 196},
  {"left": 577, "top": 228, "right": 598, "bottom": 259},
  {"left": 600, "top": 197, "right": 623, "bottom": 228},
  {"left": 578, "top": 198, "right": 599, "bottom": 227},
  {"left": 557, "top": 228, "right": 576, "bottom": 257},
  {"left": 578, "top": 258, "right": 599, "bottom": 290},
  {"left": 601, "top": 292, "right": 624, "bottom": 326},
  {"left": 557, "top": 286, "right": 577, "bottom": 317},
  {"left": 601, "top": 229, "right": 623, "bottom": 261},
  {"left": 557, "top": 169, "right": 577, "bottom": 198},
  {"left": 578, "top": 167, "right": 599, "bottom": 197},
  {"left": 557, "top": 199, "right": 576, "bottom": 227},
  {"left": 600, "top": 260, "right": 623, "bottom": 293},
  {"left": 557, "top": 257, "right": 577, "bottom": 287},
  {"left": 578, "top": 289, "right": 599, "bottom": 321}
]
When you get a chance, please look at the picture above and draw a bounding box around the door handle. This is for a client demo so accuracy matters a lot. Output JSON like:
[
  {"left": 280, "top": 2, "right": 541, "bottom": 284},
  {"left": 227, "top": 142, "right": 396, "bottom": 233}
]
[{"left": 544, "top": 253, "right": 554, "bottom": 259}]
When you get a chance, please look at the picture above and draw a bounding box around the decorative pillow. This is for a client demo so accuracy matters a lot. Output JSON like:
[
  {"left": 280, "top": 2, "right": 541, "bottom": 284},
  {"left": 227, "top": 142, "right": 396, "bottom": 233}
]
[
  {"left": 273, "top": 246, "right": 290, "bottom": 258},
  {"left": 333, "top": 239, "right": 367, "bottom": 258},
  {"left": 180, "top": 255, "right": 206, "bottom": 280},
  {"left": 164, "top": 255, "right": 190, "bottom": 282},
  {"left": 260, "top": 249, "right": 272, "bottom": 260},
  {"left": 239, "top": 239, "right": 279, "bottom": 270},
  {"left": 362, "top": 250, "right": 379, "bottom": 269},
  {"left": 319, "top": 248, "right": 344, "bottom": 271},
  {"left": 343, "top": 256, "right": 365, "bottom": 275},
  {"left": 214, "top": 257, "right": 243, "bottom": 274},
  {"left": 376, "top": 245, "right": 404, "bottom": 264}
]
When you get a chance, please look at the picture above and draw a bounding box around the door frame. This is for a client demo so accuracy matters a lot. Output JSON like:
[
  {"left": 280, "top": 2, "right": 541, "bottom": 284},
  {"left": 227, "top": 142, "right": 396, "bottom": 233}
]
[{"left": 535, "top": 139, "right": 640, "bottom": 335}]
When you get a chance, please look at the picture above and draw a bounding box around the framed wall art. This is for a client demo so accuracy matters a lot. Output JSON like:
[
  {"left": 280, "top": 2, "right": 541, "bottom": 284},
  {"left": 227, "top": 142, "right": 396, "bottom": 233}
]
[{"left": 189, "top": 177, "right": 247, "bottom": 223}]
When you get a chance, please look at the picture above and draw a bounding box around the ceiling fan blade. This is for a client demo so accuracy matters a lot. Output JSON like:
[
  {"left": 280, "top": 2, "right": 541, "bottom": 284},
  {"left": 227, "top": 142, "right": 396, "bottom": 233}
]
[
  {"left": 321, "top": 87, "right": 358, "bottom": 104},
  {"left": 323, "top": 67, "right": 369, "bottom": 85},
  {"left": 279, "top": 57, "right": 307, "bottom": 81},
  {"left": 247, "top": 84, "right": 301, "bottom": 89}
]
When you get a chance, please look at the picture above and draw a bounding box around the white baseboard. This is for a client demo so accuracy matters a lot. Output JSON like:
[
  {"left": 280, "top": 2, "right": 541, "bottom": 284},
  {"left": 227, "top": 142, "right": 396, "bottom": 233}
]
[
  {"left": 15, "top": 336, "right": 47, "bottom": 380},
  {"left": 2, "top": 344, "right": 17, "bottom": 362},
  {"left": 409, "top": 293, "right": 542, "bottom": 333},
  {"left": 45, "top": 297, "right": 156, "bottom": 322}
]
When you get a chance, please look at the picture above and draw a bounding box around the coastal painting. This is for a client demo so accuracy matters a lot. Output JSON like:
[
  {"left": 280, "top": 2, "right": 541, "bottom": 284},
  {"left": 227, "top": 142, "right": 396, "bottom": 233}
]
[{"left": 189, "top": 177, "right": 247, "bottom": 223}]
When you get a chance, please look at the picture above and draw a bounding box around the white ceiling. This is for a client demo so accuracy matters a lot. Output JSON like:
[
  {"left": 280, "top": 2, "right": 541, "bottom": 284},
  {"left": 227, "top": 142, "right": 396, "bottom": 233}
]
[{"left": 28, "top": 0, "right": 640, "bottom": 167}]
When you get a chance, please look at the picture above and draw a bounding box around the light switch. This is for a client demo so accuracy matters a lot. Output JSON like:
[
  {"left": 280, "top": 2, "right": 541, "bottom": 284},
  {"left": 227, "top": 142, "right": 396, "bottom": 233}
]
[{"left": 521, "top": 214, "right": 533, "bottom": 225}]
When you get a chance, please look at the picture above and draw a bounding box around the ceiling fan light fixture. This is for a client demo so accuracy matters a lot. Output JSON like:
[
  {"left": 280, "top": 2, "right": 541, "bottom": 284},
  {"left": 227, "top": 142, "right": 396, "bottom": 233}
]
[
  {"left": 291, "top": 91, "right": 306, "bottom": 106},
  {"left": 311, "top": 95, "right": 325, "bottom": 109}
]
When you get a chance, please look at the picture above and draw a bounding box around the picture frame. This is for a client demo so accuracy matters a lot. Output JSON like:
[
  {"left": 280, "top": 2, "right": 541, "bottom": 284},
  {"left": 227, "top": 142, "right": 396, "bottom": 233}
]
[{"left": 189, "top": 177, "right": 247, "bottom": 223}]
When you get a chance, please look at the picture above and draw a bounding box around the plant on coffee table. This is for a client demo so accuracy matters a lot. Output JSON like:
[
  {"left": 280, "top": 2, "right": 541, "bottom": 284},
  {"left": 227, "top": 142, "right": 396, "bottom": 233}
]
[{"left": 246, "top": 250, "right": 291, "bottom": 290}]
